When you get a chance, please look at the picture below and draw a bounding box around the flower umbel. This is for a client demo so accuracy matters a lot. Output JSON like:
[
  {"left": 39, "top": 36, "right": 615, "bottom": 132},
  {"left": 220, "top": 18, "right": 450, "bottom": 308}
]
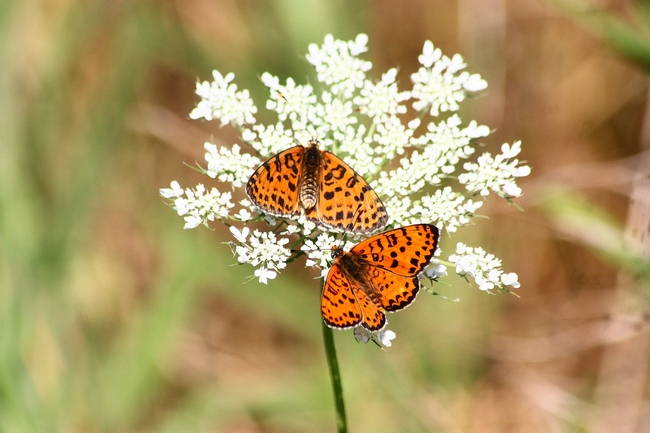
[
  {"left": 204, "top": 143, "right": 260, "bottom": 189},
  {"left": 459, "top": 141, "right": 531, "bottom": 198},
  {"left": 411, "top": 41, "right": 488, "bottom": 116},
  {"left": 448, "top": 243, "right": 521, "bottom": 292},
  {"left": 190, "top": 71, "right": 257, "bottom": 125},
  {"left": 162, "top": 182, "right": 235, "bottom": 229},
  {"left": 161, "top": 34, "right": 530, "bottom": 344},
  {"left": 229, "top": 227, "right": 291, "bottom": 285}
]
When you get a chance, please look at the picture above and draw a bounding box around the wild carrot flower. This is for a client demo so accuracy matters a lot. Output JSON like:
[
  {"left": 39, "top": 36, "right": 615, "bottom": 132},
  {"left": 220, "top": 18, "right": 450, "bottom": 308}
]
[{"left": 161, "top": 34, "right": 530, "bottom": 345}]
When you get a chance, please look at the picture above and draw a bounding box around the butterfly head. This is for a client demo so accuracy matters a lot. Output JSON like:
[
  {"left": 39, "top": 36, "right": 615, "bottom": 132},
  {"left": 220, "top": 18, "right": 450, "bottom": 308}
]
[{"left": 330, "top": 245, "right": 345, "bottom": 260}]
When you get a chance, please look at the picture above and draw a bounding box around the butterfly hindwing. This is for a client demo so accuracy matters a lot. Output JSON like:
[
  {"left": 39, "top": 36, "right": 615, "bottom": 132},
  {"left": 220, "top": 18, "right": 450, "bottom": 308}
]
[
  {"left": 351, "top": 281, "right": 386, "bottom": 331},
  {"left": 321, "top": 263, "right": 363, "bottom": 329},
  {"left": 246, "top": 145, "right": 304, "bottom": 217},
  {"left": 322, "top": 262, "right": 386, "bottom": 331},
  {"left": 365, "top": 266, "right": 420, "bottom": 312}
]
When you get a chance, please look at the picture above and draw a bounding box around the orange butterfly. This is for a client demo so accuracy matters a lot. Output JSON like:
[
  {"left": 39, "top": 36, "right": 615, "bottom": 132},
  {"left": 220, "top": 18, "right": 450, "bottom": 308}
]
[
  {"left": 246, "top": 140, "right": 388, "bottom": 234},
  {"left": 321, "top": 224, "right": 440, "bottom": 331}
]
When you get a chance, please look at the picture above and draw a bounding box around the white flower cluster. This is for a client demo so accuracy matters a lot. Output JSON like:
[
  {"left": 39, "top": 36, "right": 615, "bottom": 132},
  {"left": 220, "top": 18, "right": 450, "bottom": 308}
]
[
  {"left": 410, "top": 116, "right": 490, "bottom": 174},
  {"left": 160, "top": 181, "right": 234, "bottom": 229},
  {"left": 448, "top": 243, "right": 520, "bottom": 292},
  {"left": 301, "top": 234, "right": 356, "bottom": 277},
  {"left": 353, "top": 68, "right": 410, "bottom": 122},
  {"left": 411, "top": 41, "right": 488, "bottom": 116},
  {"left": 242, "top": 122, "right": 297, "bottom": 158},
  {"left": 459, "top": 141, "right": 531, "bottom": 198},
  {"left": 161, "top": 35, "right": 530, "bottom": 340},
  {"left": 409, "top": 186, "right": 483, "bottom": 233},
  {"left": 190, "top": 71, "right": 257, "bottom": 126},
  {"left": 204, "top": 143, "right": 261, "bottom": 188},
  {"left": 370, "top": 116, "right": 492, "bottom": 204},
  {"left": 229, "top": 227, "right": 291, "bottom": 284},
  {"left": 306, "top": 34, "right": 372, "bottom": 99}
]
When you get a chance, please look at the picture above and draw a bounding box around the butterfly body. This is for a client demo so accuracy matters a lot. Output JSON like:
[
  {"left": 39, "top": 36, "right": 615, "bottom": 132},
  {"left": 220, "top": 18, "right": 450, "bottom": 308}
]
[
  {"left": 246, "top": 140, "right": 388, "bottom": 234},
  {"left": 299, "top": 142, "right": 321, "bottom": 208},
  {"left": 322, "top": 224, "right": 440, "bottom": 331}
]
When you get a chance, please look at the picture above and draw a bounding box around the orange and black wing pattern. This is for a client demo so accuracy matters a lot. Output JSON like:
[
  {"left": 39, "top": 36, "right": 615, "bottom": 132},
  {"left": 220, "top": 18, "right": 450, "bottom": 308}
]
[
  {"left": 322, "top": 224, "right": 439, "bottom": 331},
  {"left": 352, "top": 224, "right": 439, "bottom": 276},
  {"left": 305, "top": 150, "right": 388, "bottom": 234},
  {"left": 321, "top": 261, "right": 386, "bottom": 331},
  {"left": 247, "top": 141, "right": 387, "bottom": 234},
  {"left": 321, "top": 262, "right": 365, "bottom": 329},
  {"left": 245, "top": 145, "right": 304, "bottom": 217}
]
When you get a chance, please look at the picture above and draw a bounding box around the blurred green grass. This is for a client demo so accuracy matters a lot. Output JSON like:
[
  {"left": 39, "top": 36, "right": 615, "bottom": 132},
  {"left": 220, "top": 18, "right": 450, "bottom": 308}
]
[{"left": 2, "top": 0, "right": 650, "bottom": 432}]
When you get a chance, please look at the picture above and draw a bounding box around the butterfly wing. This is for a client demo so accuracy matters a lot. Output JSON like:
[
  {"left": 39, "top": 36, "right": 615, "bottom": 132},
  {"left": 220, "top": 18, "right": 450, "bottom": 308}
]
[
  {"left": 246, "top": 145, "right": 304, "bottom": 217},
  {"left": 323, "top": 224, "right": 438, "bottom": 331},
  {"left": 322, "top": 263, "right": 386, "bottom": 331},
  {"left": 321, "top": 263, "right": 363, "bottom": 329},
  {"left": 306, "top": 151, "right": 388, "bottom": 234},
  {"left": 352, "top": 224, "right": 439, "bottom": 277},
  {"left": 365, "top": 266, "right": 421, "bottom": 312},
  {"left": 352, "top": 282, "right": 387, "bottom": 331},
  {"left": 352, "top": 224, "right": 439, "bottom": 317}
]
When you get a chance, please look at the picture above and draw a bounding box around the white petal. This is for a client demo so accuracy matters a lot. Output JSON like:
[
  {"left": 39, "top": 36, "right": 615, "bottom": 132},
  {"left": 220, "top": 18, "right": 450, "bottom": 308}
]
[
  {"left": 229, "top": 226, "right": 249, "bottom": 243},
  {"left": 354, "top": 326, "right": 371, "bottom": 343},
  {"left": 501, "top": 272, "right": 520, "bottom": 288},
  {"left": 514, "top": 165, "right": 531, "bottom": 177},
  {"left": 160, "top": 181, "right": 184, "bottom": 198},
  {"left": 501, "top": 182, "right": 522, "bottom": 197},
  {"left": 183, "top": 215, "right": 202, "bottom": 229},
  {"left": 254, "top": 268, "right": 276, "bottom": 284},
  {"left": 378, "top": 329, "right": 396, "bottom": 347}
]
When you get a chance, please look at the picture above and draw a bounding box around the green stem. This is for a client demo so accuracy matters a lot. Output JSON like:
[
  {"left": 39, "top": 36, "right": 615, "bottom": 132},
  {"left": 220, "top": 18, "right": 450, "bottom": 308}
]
[{"left": 321, "top": 297, "right": 348, "bottom": 433}]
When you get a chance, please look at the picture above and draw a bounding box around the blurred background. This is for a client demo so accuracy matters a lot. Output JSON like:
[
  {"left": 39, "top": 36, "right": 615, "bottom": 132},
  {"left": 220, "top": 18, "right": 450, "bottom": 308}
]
[{"left": 2, "top": 0, "right": 650, "bottom": 432}]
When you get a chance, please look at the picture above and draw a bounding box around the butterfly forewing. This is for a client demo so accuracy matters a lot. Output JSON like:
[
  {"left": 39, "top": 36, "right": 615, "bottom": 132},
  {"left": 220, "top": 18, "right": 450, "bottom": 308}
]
[
  {"left": 246, "top": 145, "right": 304, "bottom": 217},
  {"left": 352, "top": 224, "right": 439, "bottom": 277},
  {"left": 309, "top": 151, "right": 388, "bottom": 234}
]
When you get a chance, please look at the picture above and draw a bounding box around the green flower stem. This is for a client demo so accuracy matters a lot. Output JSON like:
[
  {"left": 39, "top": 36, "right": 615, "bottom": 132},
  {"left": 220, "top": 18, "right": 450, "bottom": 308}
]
[{"left": 321, "top": 296, "right": 348, "bottom": 433}]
